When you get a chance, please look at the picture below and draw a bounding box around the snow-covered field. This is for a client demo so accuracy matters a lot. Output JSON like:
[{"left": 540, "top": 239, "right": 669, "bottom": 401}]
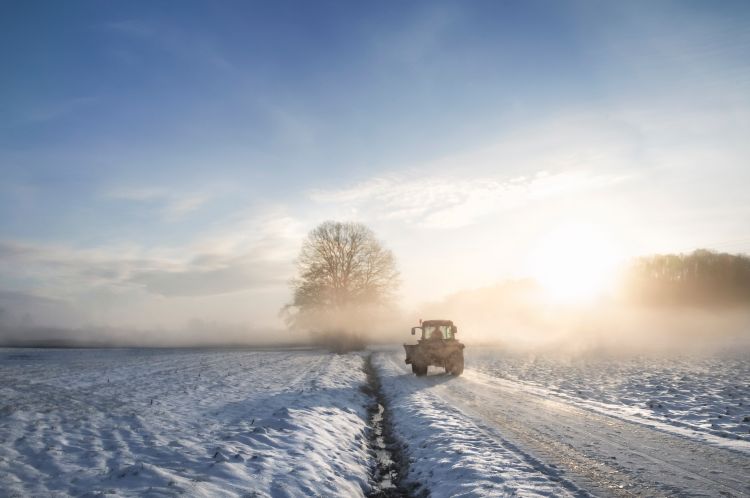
[
  {"left": 2, "top": 346, "right": 748, "bottom": 497},
  {"left": 0, "top": 348, "right": 371, "bottom": 497},
  {"left": 467, "top": 348, "right": 750, "bottom": 445}
]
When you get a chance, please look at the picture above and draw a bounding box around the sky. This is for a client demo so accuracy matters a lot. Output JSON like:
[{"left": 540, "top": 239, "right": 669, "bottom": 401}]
[{"left": 1, "top": 0, "right": 749, "bottom": 331}]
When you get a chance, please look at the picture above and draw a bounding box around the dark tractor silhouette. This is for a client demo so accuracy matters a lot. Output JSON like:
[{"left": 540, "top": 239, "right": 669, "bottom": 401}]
[{"left": 404, "top": 319, "right": 465, "bottom": 376}]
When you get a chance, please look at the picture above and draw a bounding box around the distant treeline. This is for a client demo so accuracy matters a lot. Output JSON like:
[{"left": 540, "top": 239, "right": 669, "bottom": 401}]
[{"left": 622, "top": 250, "right": 750, "bottom": 307}]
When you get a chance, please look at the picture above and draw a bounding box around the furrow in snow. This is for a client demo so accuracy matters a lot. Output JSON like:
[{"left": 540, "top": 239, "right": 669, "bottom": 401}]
[{"left": 0, "top": 348, "right": 374, "bottom": 497}]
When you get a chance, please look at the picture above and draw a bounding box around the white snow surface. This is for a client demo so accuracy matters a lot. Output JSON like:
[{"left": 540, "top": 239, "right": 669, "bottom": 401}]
[
  {"left": 5, "top": 346, "right": 746, "bottom": 497},
  {"left": 373, "top": 352, "right": 575, "bottom": 498},
  {"left": 0, "top": 348, "right": 372, "bottom": 497},
  {"left": 375, "top": 347, "right": 750, "bottom": 497},
  {"left": 467, "top": 348, "right": 750, "bottom": 449}
]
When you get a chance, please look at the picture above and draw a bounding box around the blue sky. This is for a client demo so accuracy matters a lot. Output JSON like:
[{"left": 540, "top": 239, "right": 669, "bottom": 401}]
[{"left": 1, "top": 1, "right": 749, "bottom": 329}]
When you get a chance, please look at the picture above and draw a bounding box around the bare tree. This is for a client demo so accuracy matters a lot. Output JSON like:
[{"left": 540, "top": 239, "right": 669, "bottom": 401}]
[{"left": 282, "top": 221, "right": 399, "bottom": 345}]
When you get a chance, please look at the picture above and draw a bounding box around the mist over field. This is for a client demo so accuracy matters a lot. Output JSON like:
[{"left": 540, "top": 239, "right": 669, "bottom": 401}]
[
  {"left": 5, "top": 273, "right": 749, "bottom": 354},
  {"left": 3, "top": 2, "right": 750, "bottom": 496},
  {"left": 417, "top": 283, "right": 750, "bottom": 353},
  {"left": 0, "top": 320, "right": 292, "bottom": 348}
]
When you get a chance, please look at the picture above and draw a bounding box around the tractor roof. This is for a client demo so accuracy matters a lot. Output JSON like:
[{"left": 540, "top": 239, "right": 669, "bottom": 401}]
[{"left": 422, "top": 319, "right": 454, "bottom": 326}]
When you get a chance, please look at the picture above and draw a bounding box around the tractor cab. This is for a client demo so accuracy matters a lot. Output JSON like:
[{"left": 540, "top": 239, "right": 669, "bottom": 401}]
[{"left": 411, "top": 320, "right": 458, "bottom": 341}]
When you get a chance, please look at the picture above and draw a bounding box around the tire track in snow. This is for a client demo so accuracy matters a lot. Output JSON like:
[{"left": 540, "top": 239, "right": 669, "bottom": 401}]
[
  {"left": 423, "top": 361, "right": 750, "bottom": 497},
  {"left": 376, "top": 352, "right": 580, "bottom": 497}
]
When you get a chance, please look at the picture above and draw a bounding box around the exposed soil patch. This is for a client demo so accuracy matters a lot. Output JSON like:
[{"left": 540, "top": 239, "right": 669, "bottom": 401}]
[{"left": 362, "top": 353, "right": 418, "bottom": 497}]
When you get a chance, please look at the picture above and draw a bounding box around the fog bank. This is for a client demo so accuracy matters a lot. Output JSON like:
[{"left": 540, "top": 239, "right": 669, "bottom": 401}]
[
  {"left": 0, "top": 321, "right": 297, "bottom": 348},
  {"left": 408, "top": 280, "right": 750, "bottom": 355}
]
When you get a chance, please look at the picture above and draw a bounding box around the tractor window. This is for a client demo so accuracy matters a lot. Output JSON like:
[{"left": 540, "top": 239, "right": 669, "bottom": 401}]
[
  {"left": 424, "top": 326, "right": 440, "bottom": 340},
  {"left": 423, "top": 325, "right": 453, "bottom": 340}
]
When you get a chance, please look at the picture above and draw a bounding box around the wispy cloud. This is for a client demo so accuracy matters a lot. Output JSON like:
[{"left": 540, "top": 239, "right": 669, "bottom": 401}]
[
  {"left": 161, "top": 194, "right": 211, "bottom": 221},
  {"left": 311, "top": 170, "right": 625, "bottom": 229},
  {"left": 371, "top": 3, "right": 460, "bottom": 66},
  {"left": 17, "top": 96, "right": 98, "bottom": 124},
  {"left": 101, "top": 19, "right": 233, "bottom": 70},
  {"left": 106, "top": 187, "right": 211, "bottom": 221},
  {"left": 308, "top": 113, "right": 639, "bottom": 229},
  {"left": 128, "top": 253, "right": 285, "bottom": 297},
  {"left": 0, "top": 211, "right": 302, "bottom": 328}
]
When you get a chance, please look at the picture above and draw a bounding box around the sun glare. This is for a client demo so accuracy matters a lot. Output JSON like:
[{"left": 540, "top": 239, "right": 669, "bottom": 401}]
[{"left": 527, "top": 222, "right": 622, "bottom": 302}]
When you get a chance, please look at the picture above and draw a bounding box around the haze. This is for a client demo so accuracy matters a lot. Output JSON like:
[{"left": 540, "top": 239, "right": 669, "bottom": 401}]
[{"left": 1, "top": 1, "right": 749, "bottom": 342}]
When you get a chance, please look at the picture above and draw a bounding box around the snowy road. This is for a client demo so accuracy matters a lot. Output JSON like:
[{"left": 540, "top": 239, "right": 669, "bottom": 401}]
[{"left": 378, "top": 351, "right": 750, "bottom": 497}]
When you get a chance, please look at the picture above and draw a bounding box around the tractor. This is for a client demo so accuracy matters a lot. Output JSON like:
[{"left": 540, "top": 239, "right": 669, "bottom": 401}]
[{"left": 404, "top": 319, "right": 465, "bottom": 376}]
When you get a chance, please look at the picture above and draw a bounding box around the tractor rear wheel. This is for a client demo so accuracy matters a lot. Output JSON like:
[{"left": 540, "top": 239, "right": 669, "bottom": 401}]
[
  {"left": 448, "top": 353, "right": 464, "bottom": 376},
  {"left": 412, "top": 363, "right": 428, "bottom": 376}
]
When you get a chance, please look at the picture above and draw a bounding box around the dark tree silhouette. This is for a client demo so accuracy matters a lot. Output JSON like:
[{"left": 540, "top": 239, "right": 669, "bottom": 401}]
[
  {"left": 622, "top": 249, "right": 750, "bottom": 307},
  {"left": 282, "top": 221, "right": 399, "bottom": 348}
]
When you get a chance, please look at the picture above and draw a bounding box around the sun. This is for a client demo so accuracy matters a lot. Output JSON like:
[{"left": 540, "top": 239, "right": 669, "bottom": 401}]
[{"left": 526, "top": 222, "right": 622, "bottom": 302}]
